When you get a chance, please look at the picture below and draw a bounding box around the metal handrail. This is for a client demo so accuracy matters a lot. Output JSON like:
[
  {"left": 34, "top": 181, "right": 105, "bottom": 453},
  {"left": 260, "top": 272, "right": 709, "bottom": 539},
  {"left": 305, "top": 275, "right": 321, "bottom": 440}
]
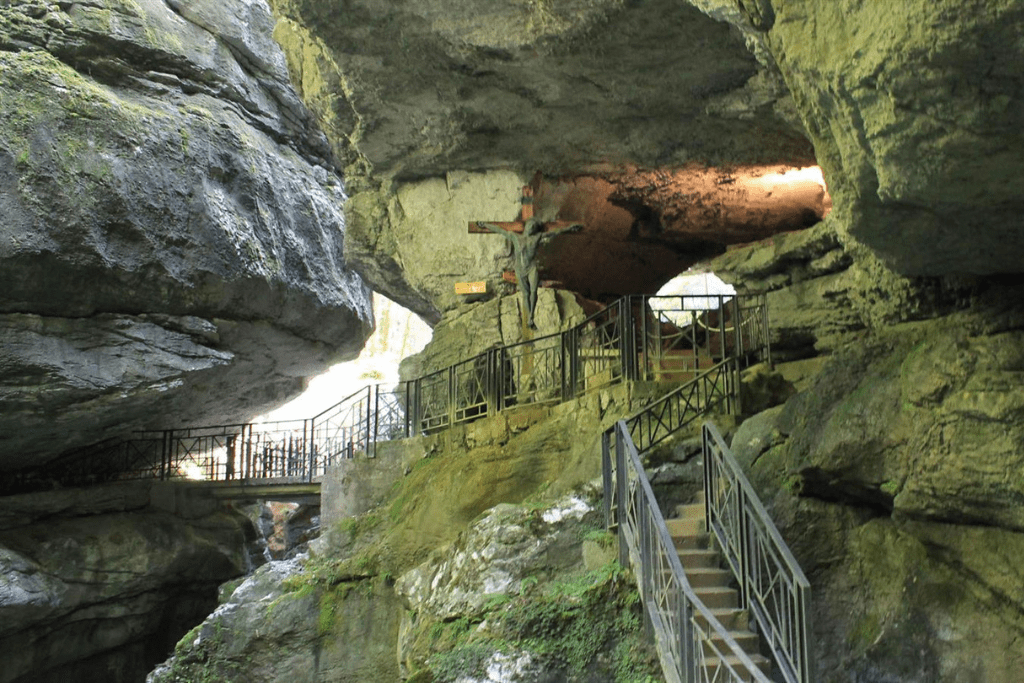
[
  {"left": 625, "top": 357, "right": 739, "bottom": 454},
  {"left": 12, "top": 293, "right": 769, "bottom": 492},
  {"left": 703, "top": 423, "right": 814, "bottom": 683},
  {"left": 607, "top": 421, "right": 772, "bottom": 683}
]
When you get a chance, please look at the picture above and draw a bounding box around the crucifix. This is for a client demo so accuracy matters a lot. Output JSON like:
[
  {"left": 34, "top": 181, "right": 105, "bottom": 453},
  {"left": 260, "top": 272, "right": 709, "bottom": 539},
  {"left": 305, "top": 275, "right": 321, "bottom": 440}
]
[{"left": 470, "top": 186, "right": 584, "bottom": 329}]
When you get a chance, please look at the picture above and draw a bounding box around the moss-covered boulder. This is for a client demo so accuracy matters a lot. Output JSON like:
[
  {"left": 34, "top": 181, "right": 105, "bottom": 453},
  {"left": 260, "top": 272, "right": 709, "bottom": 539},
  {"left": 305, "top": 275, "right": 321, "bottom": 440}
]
[{"left": 729, "top": 284, "right": 1024, "bottom": 681}]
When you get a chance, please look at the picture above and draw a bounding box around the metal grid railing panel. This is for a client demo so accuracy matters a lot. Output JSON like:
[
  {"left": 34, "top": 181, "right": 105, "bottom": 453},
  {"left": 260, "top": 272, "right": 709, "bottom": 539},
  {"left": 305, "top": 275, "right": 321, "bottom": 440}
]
[
  {"left": 18, "top": 294, "right": 771, "bottom": 495},
  {"left": 611, "top": 422, "right": 773, "bottom": 683},
  {"left": 703, "top": 422, "right": 814, "bottom": 683}
]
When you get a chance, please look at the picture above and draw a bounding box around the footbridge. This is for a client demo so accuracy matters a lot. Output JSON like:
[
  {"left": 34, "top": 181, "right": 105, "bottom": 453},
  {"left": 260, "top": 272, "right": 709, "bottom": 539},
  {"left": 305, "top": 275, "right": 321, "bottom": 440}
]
[{"left": 11, "top": 292, "right": 814, "bottom": 683}]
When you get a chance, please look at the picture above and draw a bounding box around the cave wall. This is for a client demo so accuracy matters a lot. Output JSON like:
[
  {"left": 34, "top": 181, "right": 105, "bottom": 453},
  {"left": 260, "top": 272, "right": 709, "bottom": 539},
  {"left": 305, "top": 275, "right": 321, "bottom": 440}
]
[
  {"left": 742, "top": 0, "right": 1024, "bottom": 276},
  {"left": 717, "top": 228, "right": 1024, "bottom": 682},
  {"left": 0, "top": 0, "right": 373, "bottom": 470}
]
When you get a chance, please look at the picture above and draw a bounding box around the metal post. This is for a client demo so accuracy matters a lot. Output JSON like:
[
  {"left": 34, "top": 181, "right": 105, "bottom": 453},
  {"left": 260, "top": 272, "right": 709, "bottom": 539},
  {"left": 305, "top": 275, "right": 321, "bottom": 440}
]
[
  {"left": 702, "top": 425, "right": 712, "bottom": 533},
  {"left": 680, "top": 597, "right": 694, "bottom": 683},
  {"left": 763, "top": 293, "right": 773, "bottom": 368},
  {"left": 372, "top": 385, "right": 380, "bottom": 458},
  {"left": 602, "top": 431, "right": 613, "bottom": 529},
  {"left": 568, "top": 328, "right": 579, "bottom": 399},
  {"left": 447, "top": 366, "right": 456, "bottom": 428},
  {"left": 559, "top": 333, "right": 568, "bottom": 402},
  {"left": 718, "top": 295, "right": 727, "bottom": 361},
  {"left": 640, "top": 494, "right": 653, "bottom": 640},
  {"left": 159, "top": 431, "right": 168, "bottom": 480},
  {"left": 620, "top": 297, "right": 635, "bottom": 381},
  {"left": 615, "top": 426, "right": 629, "bottom": 568},
  {"left": 641, "top": 295, "right": 649, "bottom": 381},
  {"left": 732, "top": 297, "right": 743, "bottom": 359},
  {"left": 305, "top": 418, "right": 314, "bottom": 481}
]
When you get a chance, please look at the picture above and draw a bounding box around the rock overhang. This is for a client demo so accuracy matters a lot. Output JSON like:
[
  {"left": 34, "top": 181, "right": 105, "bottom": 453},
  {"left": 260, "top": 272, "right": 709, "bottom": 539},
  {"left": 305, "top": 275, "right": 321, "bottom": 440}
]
[{"left": 0, "top": 0, "right": 373, "bottom": 470}]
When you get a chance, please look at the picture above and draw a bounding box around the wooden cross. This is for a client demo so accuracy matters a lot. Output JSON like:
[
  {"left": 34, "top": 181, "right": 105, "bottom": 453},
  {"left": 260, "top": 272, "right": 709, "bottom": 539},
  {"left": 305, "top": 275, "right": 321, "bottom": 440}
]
[{"left": 467, "top": 186, "right": 583, "bottom": 234}]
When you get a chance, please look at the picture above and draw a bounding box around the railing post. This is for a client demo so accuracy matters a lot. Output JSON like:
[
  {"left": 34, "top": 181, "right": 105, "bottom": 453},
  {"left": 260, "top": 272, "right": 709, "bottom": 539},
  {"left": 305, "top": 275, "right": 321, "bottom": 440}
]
[
  {"left": 680, "top": 595, "right": 694, "bottom": 683},
  {"left": 372, "top": 385, "right": 380, "bottom": 458},
  {"left": 447, "top": 366, "right": 456, "bottom": 428},
  {"left": 568, "top": 328, "right": 579, "bottom": 399},
  {"left": 614, "top": 426, "right": 629, "bottom": 568},
  {"left": 305, "top": 418, "right": 314, "bottom": 481},
  {"left": 763, "top": 293, "right": 773, "bottom": 367},
  {"left": 602, "top": 430, "right": 613, "bottom": 529},
  {"left": 159, "top": 431, "right": 168, "bottom": 480},
  {"left": 559, "top": 333, "right": 568, "bottom": 403},
  {"left": 640, "top": 493, "right": 653, "bottom": 639},
  {"left": 619, "top": 296, "right": 635, "bottom": 382},
  {"left": 718, "top": 295, "right": 727, "bottom": 361},
  {"left": 640, "top": 295, "right": 649, "bottom": 381},
  {"left": 732, "top": 296, "right": 743, "bottom": 359}
]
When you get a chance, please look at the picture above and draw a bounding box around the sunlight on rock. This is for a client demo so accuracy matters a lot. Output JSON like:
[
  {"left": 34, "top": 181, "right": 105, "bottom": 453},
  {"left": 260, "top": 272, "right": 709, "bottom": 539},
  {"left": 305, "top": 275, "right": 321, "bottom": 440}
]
[{"left": 257, "top": 294, "right": 433, "bottom": 422}]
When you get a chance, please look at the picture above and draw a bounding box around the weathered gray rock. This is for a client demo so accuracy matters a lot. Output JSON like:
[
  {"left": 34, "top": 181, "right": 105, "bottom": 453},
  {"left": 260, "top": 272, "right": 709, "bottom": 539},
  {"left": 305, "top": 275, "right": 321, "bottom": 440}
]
[
  {"left": 397, "top": 491, "right": 596, "bottom": 621},
  {"left": 345, "top": 171, "right": 531, "bottom": 323},
  {"left": 0, "top": 1, "right": 372, "bottom": 468},
  {"left": 0, "top": 483, "right": 253, "bottom": 683},
  {"left": 268, "top": 0, "right": 807, "bottom": 182}
]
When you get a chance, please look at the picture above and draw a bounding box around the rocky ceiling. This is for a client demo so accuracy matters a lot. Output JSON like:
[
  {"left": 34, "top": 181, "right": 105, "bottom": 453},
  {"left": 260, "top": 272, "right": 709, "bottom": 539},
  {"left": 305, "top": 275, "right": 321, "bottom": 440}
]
[{"left": 269, "top": 0, "right": 1024, "bottom": 322}]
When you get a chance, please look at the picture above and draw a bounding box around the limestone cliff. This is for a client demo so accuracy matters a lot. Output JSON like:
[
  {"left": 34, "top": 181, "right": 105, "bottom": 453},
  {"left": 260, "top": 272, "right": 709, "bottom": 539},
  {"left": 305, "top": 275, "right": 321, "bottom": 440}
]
[
  {"left": 0, "top": 0, "right": 372, "bottom": 469},
  {"left": 265, "top": 0, "right": 814, "bottom": 320}
]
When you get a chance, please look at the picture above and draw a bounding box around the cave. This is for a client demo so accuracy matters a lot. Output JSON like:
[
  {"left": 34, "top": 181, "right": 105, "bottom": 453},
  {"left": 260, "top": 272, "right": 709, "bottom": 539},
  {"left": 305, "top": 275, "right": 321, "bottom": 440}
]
[{"left": 2, "top": 0, "right": 1024, "bottom": 682}]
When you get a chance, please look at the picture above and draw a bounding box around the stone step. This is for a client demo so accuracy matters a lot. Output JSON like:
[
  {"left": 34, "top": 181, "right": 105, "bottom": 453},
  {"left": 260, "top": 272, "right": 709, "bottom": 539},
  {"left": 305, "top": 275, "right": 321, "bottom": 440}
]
[
  {"left": 693, "top": 586, "right": 739, "bottom": 610},
  {"left": 702, "top": 653, "right": 772, "bottom": 680},
  {"left": 665, "top": 516, "right": 704, "bottom": 537},
  {"left": 677, "top": 547, "right": 721, "bottom": 570}
]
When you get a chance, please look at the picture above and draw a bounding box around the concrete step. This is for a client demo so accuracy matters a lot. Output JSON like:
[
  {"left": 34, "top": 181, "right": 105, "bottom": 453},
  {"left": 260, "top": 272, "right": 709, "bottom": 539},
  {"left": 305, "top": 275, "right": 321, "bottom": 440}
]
[
  {"left": 684, "top": 566, "right": 734, "bottom": 589},
  {"left": 672, "top": 531, "right": 710, "bottom": 550},
  {"left": 703, "top": 653, "right": 772, "bottom": 679},
  {"left": 665, "top": 516, "right": 704, "bottom": 537},
  {"left": 707, "top": 629, "right": 760, "bottom": 655},
  {"left": 675, "top": 502, "right": 706, "bottom": 520},
  {"left": 693, "top": 586, "right": 739, "bottom": 610},
  {"left": 677, "top": 547, "right": 721, "bottom": 570},
  {"left": 695, "top": 606, "right": 749, "bottom": 631}
]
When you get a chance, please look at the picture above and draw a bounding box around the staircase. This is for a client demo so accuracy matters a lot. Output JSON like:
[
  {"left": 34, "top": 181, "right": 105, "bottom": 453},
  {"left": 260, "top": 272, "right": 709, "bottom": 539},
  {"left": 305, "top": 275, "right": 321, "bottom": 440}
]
[{"left": 667, "top": 491, "right": 771, "bottom": 681}]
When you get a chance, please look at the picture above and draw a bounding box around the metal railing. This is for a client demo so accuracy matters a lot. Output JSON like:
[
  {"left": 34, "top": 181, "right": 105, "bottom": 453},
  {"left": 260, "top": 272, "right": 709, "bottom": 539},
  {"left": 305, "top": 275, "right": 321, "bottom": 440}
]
[
  {"left": 625, "top": 357, "right": 739, "bottom": 454},
  {"left": 601, "top": 354, "right": 813, "bottom": 683},
  {"left": 11, "top": 294, "right": 769, "bottom": 491},
  {"left": 703, "top": 423, "right": 814, "bottom": 683},
  {"left": 605, "top": 421, "right": 772, "bottom": 683}
]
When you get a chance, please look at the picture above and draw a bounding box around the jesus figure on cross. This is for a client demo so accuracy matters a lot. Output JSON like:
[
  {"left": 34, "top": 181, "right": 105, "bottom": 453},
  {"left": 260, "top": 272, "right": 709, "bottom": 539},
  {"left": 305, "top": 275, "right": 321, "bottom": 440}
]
[{"left": 477, "top": 217, "right": 583, "bottom": 329}]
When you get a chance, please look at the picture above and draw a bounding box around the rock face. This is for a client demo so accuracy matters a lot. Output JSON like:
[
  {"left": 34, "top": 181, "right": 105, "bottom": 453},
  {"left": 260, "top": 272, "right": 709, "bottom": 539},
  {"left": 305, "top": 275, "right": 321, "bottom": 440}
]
[
  {"left": 720, "top": 229, "right": 1024, "bottom": 681},
  {"left": 0, "top": 482, "right": 254, "bottom": 683},
  {"left": 267, "top": 0, "right": 808, "bottom": 182},
  {"left": 266, "top": 0, "right": 815, "bottom": 320},
  {"left": 0, "top": 0, "right": 372, "bottom": 470},
  {"left": 745, "top": 0, "right": 1024, "bottom": 276}
]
